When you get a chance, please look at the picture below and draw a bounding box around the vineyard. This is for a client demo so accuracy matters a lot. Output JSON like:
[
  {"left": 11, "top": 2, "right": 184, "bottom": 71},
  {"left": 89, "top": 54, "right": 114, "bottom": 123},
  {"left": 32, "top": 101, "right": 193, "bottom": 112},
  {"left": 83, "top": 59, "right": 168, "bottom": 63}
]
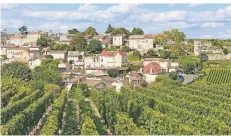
[
  {"left": 207, "top": 69, "right": 231, "bottom": 84},
  {"left": 1, "top": 75, "right": 231, "bottom": 135}
]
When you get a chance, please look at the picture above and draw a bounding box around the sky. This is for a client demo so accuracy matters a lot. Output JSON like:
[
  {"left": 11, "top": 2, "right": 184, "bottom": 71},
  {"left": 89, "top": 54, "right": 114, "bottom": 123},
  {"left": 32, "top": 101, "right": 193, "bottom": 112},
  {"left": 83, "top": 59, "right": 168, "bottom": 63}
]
[{"left": 1, "top": 4, "right": 231, "bottom": 39}]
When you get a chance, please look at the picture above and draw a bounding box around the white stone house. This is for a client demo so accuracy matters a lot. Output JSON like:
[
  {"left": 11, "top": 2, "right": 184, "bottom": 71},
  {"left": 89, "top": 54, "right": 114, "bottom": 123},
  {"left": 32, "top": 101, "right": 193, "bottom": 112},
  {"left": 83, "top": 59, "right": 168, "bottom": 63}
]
[
  {"left": 112, "top": 35, "right": 126, "bottom": 46},
  {"left": 1, "top": 44, "right": 18, "bottom": 56},
  {"left": 84, "top": 55, "right": 100, "bottom": 68},
  {"left": 26, "top": 32, "right": 41, "bottom": 43},
  {"left": 49, "top": 51, "right": 67, "bottom": 60},
  {"left": 99, "top": 50, "right": 128, "bottom": 67},
  {"left": 67, "top": 51, "right": 84, "bottom": 68},
  {"left": 28, "top": 58, "right": 42, "bottom": 69},
  {"left": 194, "top": 41, "right": 202, "bottom": 56},
  {"left": 6, "top": 47, "right": 30, "bottom": 60},
  {"left": 7, "top": 34, "right": 27, "bottom": 46},
  {"left": 128, "top": 35, "right": 154, "bottom": 54}
]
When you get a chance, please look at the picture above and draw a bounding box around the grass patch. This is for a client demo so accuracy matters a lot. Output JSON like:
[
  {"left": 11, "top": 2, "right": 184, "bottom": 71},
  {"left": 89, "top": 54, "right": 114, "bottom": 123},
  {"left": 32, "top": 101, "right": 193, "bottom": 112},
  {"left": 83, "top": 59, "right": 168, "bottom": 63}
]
[{"left": 128, "top": 54, "right": 140, "bottom": 62}]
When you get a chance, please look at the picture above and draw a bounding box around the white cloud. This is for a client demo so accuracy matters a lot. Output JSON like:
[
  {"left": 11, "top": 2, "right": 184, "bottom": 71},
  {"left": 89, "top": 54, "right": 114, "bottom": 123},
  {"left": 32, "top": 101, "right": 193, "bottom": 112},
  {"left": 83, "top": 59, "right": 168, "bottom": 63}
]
[
  {"left": 1, "top": 4, "right": 19, "bottom": 10},
  {"left": 156, "top": 21, "right": 198, "bottom": 29},
  {"left": 200, "top": 22, "right": 224, "bottom": 28},
  {"left": 1, "top": 19, "right": 24, "bottom": 29},
  {"left": 38, "top": 22, "right": 93, "bottom": 32},
  {"left": 106, "top": 4, "right": 141, "bottom": 14},
  {"left": 188, "top": 4, "right": 203, "bottom": 8},
  {"left": 132, "top": 10, "right": 187, "bottom": 23},
  {"left": 217, "top": 29, "right": 231, "bottom": 38}
]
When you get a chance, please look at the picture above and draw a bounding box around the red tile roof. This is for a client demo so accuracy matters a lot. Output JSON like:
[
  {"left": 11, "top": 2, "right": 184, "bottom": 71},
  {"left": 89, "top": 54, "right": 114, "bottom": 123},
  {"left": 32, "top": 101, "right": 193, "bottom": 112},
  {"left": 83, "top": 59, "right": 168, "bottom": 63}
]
[
  {"left": 143, "top": 62, "right": 162, "bottom": 74},
  {"left": 100, "top": 50, "right": 127, "bottom": 57}
]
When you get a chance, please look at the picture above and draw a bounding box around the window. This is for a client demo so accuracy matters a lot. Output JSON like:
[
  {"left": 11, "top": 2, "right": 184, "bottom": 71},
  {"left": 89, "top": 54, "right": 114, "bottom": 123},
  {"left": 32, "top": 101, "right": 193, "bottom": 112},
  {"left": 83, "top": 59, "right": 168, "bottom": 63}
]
[{"left": 101, "top": 59, "right": 103, "bottom": 62}]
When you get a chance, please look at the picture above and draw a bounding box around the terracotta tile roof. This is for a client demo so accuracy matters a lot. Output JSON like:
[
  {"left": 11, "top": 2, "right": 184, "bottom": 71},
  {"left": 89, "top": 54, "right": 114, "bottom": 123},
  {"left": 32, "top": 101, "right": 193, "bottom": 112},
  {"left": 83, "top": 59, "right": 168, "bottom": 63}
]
[
  {"left": 28, "top": 32, "right": 39, "bottom": 35},
  {"left": 93, "top": 35, "right": 107, "bottom": 40},
  {"left": 143, "top": 62, "right": 162, "bottom": 74},
  {"left": 100, "top": 50, "right": 127, "bottom": 57},
  {"left": 29, "top": 50, "right": 38, "bottom": 54},
  {"left": 1, "top": 44, "right": 18, "bottom": 48},
  {"left": 129, "top": 34, "right": 153, "bottom": 39},
  {"left": 144, "top": 58, "right": 169, "bottom": 62},
  {"left": 100, "top": 38, "right": 112, "bottom": 45},
  {"left": 7, "top": 47, "right": 29, "bottom": 50},
  {"left": 12, "top": 34, "right": 26, "bottom": 38}
]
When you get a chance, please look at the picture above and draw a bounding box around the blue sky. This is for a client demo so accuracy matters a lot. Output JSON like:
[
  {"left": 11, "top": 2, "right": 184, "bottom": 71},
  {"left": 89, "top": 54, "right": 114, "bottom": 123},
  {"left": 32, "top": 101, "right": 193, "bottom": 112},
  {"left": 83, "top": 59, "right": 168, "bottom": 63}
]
[{"left": 1, "top": 4, "right": 231, "bottom": 39}]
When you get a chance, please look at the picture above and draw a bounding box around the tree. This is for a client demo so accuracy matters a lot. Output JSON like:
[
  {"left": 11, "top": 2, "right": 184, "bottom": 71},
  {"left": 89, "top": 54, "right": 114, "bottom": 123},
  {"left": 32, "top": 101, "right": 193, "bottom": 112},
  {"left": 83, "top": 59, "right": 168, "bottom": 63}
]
[
  {"left": 169, "top": 71, "right": 178, "bottom": 80},
  {"left": 76, "top": 39, "right": 87, "bottom": 52},
  {"left": 131, "top": 27, "right": 144, "bottom": 35},
  {"left": 105, "top": 24, "right": 115, "bottom": 34},
  {"left": 223, "top": 48, "right": 228, "bottom": 55},
  {"left": 81, "top": 116, "right": 99, "bottom": 135},
  {"left": 37, "top": 36, "right": 48, "bottom": 47},
  {"left": 114, "top": 112, "right": 147, "bottom": 135},
  {"left": 78, "top": 83, "right": 90, "bottom": 97},
  {"left": 70, "top": 33, "right": 84, "bottom": 51},
  {"left": 111, "top": 28, "right": 130, "bottom": 35},
  {"left": 51, "top": 43, "right": 69, "bottom": 51},
  {"left": 121, "top": 46, "right": 131, "bottom": 52},
  {"left": 18, "top": 26, "right": 28, "bottom": 35},
  {"left": 147, "top": 49, "right": 157, "bottom": 57},
  {"left": 107, "top": 69, "right": 119, "bottom": 78},
  {"left": 68, "top": 28, "right": 79, "bottom": 34},
  {"left": 84, "top": 26, "right": 97, "bottom": 38},
  {"left": 86, "top": 39, "right": 103, "bottom": 53},
  {"left": 182, "top": 63, "right": 196, "bottom": 74},
  {"left": 1, "top": 62, "right": 31, "bottom": 81},
  {"left": 133, "top": 50, "right": 141, "bottom": 57},
  {"left": 44, "top": 84, "right": 60, "bottom": 93},
  {"left": 159, "top": 50, "right": 171, "bottom": 59}
]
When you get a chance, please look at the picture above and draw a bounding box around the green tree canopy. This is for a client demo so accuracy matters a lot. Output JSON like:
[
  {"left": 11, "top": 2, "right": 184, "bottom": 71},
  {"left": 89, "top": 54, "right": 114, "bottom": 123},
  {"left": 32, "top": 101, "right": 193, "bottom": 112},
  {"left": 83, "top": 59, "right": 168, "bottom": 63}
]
[
  {"left": 18, "top": 26, "right": 28, "bottom": 35},
  {"left": 112, "top": 28, "right": 130, "bottom": 35},
  {"left": 105, "top": 24, "right": 115, "bottom": 34},
  {"left": 51, "top": 43, "right": 69, "bottom": 51},
  {"left": 86, "top": 39, "right": 103, "bottom": 53},
  {"left": 84, "top": 26, "right": 97, "bottom": 37},
  {"left": 114, "top": 112, "right": 147, "bottom": 135},
  {"left": 37, "top": 36, "right": 48, "bottom": 47},
  {"left": 70, "top": 33, "right": 85, "bottom": 51},
  {"left": 169, "top": 71, "right": 178, "bottom": 80},
  {"left": 223, "top": 48, "right": 228, "bottom": 55},
  {"left": 81, "top": 116, "right": 99, "bottom": 135},
  {"left": 133, "top": 50, "right": 141, "bottom": 57},
  {"left": 1, "top": 62, "right": 31, "bottom": 81},
  {"left": 131, "top": 27, "right": 144, "bottom": 35},
  {"left": 159, "top": 50, "right": 171, "bottom": 59},
  {"left": 121, "top": 46, "right": 131, "bottom": 52},
  {"left": 107, "top": 69, "right": 120, "bottom": 78},
  {"left": 68, "top": 28, "right": 79, "bottom": 34},
  {"left": 147, "top": 49, "right": 157, "bottom": 57},
  {"left": 76, "top": 38, "right": 87, "bottom": 52}
]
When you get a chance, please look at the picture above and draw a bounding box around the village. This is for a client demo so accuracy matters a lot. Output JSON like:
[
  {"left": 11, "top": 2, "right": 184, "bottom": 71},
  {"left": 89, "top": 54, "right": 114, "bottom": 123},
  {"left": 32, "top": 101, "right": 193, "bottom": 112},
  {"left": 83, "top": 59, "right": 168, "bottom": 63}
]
[{"left": 1, "top": 27, "right": 231, "bottom": 91}]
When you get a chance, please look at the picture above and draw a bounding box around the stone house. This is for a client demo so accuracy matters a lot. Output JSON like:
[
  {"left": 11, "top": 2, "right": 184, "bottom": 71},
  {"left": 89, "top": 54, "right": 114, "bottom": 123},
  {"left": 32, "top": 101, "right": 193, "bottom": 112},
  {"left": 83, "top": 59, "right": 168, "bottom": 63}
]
[
  {"left": 1, "top": 44, "right": 18, "bottom": 56},
  {"left": 67, "top": 51, "right": 84, "bottom": 68},
  {"left": 129, "top": 34, "right": 154, "bottom": 54},
  {"left": 84, "top": 55, "right": 100, "bottom": 68},
  {"left": 49, "top": 51, "right": 67, "bottom": 60},
  {"left": 7, "top": 34, "right": 27, "bottom": 46},
  {"left": 99, "top": 50, "right": 128, "bottom": 67},
  {"left": 6, "top": 47, "right": 30, "bottom": 60},
  {"left": 112, "top": 35, "right": 126, "bottom": 46}
]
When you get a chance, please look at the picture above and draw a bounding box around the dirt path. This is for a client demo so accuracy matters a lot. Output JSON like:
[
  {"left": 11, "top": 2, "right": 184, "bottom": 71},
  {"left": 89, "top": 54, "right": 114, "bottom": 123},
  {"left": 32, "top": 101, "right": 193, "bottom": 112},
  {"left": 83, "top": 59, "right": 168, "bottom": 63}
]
[{"left": 84, "top": 98, "right": 112, "bottom": 135}]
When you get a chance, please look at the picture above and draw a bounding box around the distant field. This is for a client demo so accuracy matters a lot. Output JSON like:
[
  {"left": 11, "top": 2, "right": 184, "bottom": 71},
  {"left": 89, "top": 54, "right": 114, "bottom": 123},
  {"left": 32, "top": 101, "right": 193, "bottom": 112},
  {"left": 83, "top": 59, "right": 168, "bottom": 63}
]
[
  {"left": 128, "top": 54, "right": 140, "bottom": 62},
  {"left": 207, "top": 69, "right": 231, "bottom": 84}
]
